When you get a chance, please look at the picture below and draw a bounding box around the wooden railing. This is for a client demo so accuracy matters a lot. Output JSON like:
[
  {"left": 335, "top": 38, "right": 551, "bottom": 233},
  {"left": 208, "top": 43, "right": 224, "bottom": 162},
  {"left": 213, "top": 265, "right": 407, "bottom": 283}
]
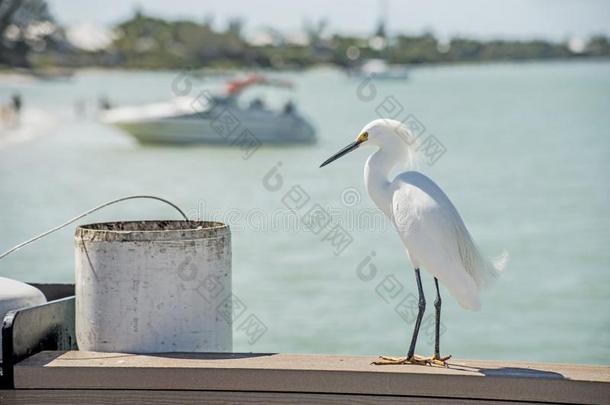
[{"left": 2, "top": 351, "right": 609, "bottom": 404}]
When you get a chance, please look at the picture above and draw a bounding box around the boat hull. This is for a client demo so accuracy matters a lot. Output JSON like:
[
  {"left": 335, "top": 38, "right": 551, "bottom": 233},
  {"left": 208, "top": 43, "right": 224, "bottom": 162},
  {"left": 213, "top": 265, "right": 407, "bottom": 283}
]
[{"left": 114, "top": 114, "right": 315, "bottom": 145}]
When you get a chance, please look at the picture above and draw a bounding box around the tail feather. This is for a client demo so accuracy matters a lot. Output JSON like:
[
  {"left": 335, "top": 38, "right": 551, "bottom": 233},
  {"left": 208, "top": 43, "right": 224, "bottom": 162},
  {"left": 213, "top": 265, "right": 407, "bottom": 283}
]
[{"left": 454, "top": 223, "right": 508, "bottom": 290}]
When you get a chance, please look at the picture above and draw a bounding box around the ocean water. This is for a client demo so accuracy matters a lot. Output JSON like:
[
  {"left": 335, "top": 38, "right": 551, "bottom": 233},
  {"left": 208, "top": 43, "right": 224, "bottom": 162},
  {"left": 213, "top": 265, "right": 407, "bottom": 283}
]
[{"left": 0, "top": 61, "right": 609, "bottom": 365}]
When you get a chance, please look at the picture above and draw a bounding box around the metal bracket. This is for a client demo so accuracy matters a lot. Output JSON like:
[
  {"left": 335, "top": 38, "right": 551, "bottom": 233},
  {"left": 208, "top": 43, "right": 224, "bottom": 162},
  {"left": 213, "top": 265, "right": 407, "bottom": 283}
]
[{"left": 1, "top": 284, "right": 76, "bottom": 389}]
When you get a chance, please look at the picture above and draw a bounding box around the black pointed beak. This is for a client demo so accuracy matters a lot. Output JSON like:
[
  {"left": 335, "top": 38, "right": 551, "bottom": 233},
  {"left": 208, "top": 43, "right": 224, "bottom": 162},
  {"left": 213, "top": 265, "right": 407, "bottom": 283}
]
[{"left": 319, "top": 140, "right": 361, "bottom": 168}]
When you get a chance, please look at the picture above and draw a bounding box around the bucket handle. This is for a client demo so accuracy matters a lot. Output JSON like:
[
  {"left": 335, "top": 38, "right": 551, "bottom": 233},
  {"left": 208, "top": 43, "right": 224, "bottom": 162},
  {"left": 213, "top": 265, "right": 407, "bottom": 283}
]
[{"left": 0, "top": 195, "right": 189, "bottom": 261}]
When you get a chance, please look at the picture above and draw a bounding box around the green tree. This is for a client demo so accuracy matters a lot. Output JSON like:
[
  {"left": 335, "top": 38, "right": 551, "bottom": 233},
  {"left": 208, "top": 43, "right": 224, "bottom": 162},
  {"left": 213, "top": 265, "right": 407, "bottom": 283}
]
[{"left": 0, "top": 0, "right": 55, "bottom": 67}]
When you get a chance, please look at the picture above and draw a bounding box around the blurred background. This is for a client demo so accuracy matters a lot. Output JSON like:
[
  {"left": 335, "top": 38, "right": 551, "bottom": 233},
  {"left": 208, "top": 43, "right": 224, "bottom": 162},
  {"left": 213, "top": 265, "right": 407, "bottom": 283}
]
[{"left": 0, "top": 0, "right": 608, "bottom": 364}]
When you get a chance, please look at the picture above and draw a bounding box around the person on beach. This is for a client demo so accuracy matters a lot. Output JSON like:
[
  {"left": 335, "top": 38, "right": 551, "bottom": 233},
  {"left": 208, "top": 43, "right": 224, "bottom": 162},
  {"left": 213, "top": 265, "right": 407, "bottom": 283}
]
[
  {"left": 98, "top": 95, "right": 112, "bottom": 111},
  {"left": 11, "top": 93, "right": 21, "bottom": 114},
  {"left": 0, "top": 93, "right": 22, "bottom": 128}
]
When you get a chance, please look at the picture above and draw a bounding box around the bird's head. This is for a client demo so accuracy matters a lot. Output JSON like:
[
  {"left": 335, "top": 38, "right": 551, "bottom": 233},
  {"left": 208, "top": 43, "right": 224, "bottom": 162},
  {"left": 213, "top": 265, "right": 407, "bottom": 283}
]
[{"left": 320, "top": 119, "right": 411, "bottom": 168}]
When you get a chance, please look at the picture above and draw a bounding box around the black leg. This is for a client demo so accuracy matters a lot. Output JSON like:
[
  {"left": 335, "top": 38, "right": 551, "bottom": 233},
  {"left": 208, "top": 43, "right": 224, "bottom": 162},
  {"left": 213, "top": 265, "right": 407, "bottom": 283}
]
[
  {"left": 434, "top": 277, "right": 441, "bottom": 358},
  {"left": 407, "top": 268, "right": 425, "bottom": 359}
]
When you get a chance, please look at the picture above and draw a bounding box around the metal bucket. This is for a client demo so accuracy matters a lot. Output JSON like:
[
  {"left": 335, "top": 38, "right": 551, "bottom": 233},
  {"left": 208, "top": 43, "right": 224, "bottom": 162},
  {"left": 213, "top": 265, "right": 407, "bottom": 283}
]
[{"left": 74, "top": 220, "right": 231, "bottom": 353}]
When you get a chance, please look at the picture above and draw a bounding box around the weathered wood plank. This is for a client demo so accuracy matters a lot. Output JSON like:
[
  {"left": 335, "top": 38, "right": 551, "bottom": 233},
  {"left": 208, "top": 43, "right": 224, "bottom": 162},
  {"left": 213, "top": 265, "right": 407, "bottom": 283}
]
[
  {"left": 13, "top": 351, "right": 610, "bottom": 405},
  {"left": 0, "top": 389, "right": 548, "bottom": 405}
]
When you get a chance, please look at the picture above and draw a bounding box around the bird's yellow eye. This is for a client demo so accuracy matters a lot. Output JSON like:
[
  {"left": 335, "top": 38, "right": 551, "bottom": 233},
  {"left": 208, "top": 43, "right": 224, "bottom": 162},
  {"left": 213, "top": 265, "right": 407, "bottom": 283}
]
[{"left": 358, "top": 132, "right": 369, "bottom": 143}]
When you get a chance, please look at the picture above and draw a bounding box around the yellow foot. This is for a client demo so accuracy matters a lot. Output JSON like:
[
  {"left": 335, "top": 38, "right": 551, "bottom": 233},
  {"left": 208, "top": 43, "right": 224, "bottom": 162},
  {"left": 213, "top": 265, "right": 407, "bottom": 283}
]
[
  {"left": 371, "top": 354, "right": 432, "bottom": 366},
  {"left": 429, "top": 354, "right": 452, "bottom": 367}
]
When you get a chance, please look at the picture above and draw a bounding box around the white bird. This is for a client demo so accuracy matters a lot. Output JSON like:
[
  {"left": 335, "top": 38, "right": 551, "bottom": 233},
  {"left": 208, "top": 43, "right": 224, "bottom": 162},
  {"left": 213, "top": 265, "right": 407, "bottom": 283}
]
[{"left": 320, "top": 119, "right": 507, "bottom": 366}]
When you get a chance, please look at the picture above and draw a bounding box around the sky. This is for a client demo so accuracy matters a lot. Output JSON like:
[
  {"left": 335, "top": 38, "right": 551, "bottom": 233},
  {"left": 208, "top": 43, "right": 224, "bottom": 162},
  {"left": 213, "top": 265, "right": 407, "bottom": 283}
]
[{"left": 47, "top": 0, "right": 610, "bottom": 41}]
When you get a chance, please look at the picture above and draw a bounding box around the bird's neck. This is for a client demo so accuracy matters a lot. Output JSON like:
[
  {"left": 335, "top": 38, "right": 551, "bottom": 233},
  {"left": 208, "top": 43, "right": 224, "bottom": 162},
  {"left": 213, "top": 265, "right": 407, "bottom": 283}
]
[{"left": 364, "top": 148, "right": 400, "bottom": 218}]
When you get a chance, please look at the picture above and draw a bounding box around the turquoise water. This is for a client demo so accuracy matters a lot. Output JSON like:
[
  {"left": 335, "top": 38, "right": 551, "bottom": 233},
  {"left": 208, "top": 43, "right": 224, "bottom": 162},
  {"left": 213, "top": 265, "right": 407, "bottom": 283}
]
[{"left": 1, "top": 61, "right": 609, "bottom": 364}]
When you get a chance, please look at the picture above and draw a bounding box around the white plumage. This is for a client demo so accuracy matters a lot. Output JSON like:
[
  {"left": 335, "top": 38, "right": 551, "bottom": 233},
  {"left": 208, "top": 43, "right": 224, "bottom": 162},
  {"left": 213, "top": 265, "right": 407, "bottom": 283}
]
[
  {"left": 390, "top": 171, "right": 507, "bottom": 310},
  {"left": 360, "top": 118, "right": 507, "bottom": 310},
  {"left": 320, "top": 118, "right": 507, "bottom": 365}
]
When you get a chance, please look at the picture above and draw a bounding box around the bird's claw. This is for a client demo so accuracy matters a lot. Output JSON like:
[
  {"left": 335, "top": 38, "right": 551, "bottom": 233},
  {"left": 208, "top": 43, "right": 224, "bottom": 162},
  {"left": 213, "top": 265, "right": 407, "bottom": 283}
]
[
  {"left": 371, "top": 354, "right": 452, "bottom": 367},
  {"left": 430, "top": 354, "right": 452, "bottom": 367},
  {"left": 372, "top": 354, "right": 430, "bottom": 366}
]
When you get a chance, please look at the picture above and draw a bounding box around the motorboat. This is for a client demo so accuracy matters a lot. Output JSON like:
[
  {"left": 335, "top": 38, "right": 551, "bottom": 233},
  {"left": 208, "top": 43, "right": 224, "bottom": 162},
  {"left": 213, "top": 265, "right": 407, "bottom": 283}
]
[
  {"left": 100, "top": 74, "right": 316, "bottom": 145},
  {"left": 349, "top": 58, "right": 408, "bottom": 80}
]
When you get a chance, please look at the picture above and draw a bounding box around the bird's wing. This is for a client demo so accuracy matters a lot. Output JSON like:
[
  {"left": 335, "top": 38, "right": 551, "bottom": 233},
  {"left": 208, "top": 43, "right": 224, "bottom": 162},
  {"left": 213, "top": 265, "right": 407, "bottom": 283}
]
[
  {"left": 391, "top": 172, "right": 464, "bottom": 268},
  {"left": 391, "top": 171, "right": 481, "bottom": 310}
]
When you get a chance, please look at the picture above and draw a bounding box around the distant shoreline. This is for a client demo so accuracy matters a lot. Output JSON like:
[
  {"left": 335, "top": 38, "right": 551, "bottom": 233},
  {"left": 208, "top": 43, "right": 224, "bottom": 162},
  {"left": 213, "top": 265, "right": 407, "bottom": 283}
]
[{"left": 2, "top": 57, "right": 609, "bottom": 84}]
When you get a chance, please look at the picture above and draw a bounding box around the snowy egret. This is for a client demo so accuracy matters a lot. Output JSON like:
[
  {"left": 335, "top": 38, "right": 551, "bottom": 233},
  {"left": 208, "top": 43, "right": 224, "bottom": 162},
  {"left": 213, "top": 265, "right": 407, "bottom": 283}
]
[{"left": 320, "top": 119, "right": 507, "bottom": 366}]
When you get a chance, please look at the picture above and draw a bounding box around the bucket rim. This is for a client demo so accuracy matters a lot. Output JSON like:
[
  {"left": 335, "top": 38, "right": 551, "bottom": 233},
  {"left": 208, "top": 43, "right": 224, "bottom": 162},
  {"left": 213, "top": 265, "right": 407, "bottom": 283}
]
[{"left": 75, "top": 220, "right": 230, "bottom": 242}]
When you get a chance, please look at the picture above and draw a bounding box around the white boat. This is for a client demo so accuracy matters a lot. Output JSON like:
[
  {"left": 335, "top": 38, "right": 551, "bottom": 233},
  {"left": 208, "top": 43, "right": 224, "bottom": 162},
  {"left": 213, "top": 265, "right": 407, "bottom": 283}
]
[
  {"left": 350, "top": 59, "right": 408, "bottom": 80},
  {"left": 100, "top": 75, "right": 316, "bottom": 145}
]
